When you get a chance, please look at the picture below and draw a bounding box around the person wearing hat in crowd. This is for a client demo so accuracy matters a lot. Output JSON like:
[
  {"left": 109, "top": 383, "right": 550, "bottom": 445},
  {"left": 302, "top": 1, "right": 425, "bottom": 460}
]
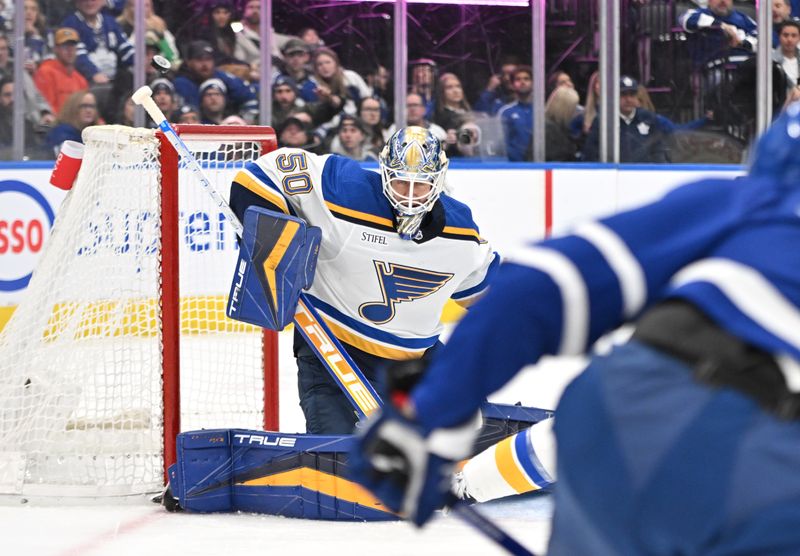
[
  {"left": 277, "top": 115, "right": 323, "bottom": 153},
  {"left": 328, "top": 114, "right": 377, "bottom": 161},
  {"left": 280, "top": 37, "right": 314, "bottom": 94},
  {"left": 272, "top": 74, "right": 307, "bottom": 129},
  {"left": 34, "top": 27, "right": 88, "bottom": 115},
  {"left": 173, "top": 39, "right": 258, "bottom": 123},
  {"left": 198, "top": 77, "right": 228, "bottom": 125},
  {"left": 583, "top": 75, "right": 672, "bottom": 163},
  {"left": 171, "top": 103, "right": 200, "bottom": 124},
  {"left": 409, "top": 58, "right": 437, "bottom": 119},
  {"left": 150, "top": 77, "right": 177, "bottom": 121}
]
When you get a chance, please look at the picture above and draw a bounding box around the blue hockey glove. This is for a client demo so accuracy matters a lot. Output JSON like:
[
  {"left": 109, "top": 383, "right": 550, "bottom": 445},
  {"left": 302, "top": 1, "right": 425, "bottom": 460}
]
[{"left": 349, "top": 402, "right": 478, "bottom": 527}]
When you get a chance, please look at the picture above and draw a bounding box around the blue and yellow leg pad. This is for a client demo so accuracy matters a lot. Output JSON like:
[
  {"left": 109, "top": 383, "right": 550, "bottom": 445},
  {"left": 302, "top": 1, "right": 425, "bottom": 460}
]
[{"left": 168, "top": 429, "right": 397, "bottom": 521}]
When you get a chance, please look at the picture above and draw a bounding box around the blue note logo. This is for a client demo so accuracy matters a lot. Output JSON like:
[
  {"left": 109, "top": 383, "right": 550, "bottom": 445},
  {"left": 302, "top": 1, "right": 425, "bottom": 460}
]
[{"left": 358, "top": 261, "right": 454, "bottom": 324}]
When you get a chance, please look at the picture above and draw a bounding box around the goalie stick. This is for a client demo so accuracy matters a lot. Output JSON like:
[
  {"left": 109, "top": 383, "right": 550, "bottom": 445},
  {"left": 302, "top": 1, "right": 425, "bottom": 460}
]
[{"left": 132, "top": 86, "right": 535, "bottom": 556}]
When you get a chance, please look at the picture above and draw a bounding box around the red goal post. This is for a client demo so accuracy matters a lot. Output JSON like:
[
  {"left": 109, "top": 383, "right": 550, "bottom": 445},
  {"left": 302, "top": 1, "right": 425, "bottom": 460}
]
[{"left": 159, "top": 125, "right": 279, "bottom": 479}]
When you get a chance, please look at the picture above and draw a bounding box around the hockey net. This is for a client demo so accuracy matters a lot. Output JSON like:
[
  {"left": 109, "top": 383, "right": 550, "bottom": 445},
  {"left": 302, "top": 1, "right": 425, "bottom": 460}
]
[{"left": 0, "top": 124, "right": 278, "bottom": 499}]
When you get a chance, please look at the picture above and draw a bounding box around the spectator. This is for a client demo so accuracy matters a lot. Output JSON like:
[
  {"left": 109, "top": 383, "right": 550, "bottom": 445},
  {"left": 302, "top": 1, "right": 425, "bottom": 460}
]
[
  {"left": 434, "top": 72, "right": 472, "bottom": 158},
  {"left": 386, "top": 92, "right": 446, "bottom": 142},
  {"left": 774, "top": 0, "right": 793, "bottom": 47},
  {"left": 116, "top": 0, "right": 179, "bottom": 64},
  {"left": 364, "top": 64, "right": 392, "bottom": 122},
  {"left": 221, "top": 114, "right": 246, "bottom": 126},
  {"left": 271, "top": 74, "right": 314, "bottom": 130},
  {"left": 358, "top": 96, "right": 389, "bottom": 156},
  {"left": 0, "top": 32, "right": 54, "bottom": 130},
  {"left": 680, "top": 0, "right": 758, "bottom": 64},
  {"left": 298, "top": 26, "right": 324, "bottom": 50},
  {"left": 409, "top": 58, "right": 436, "bottom": 119},
  {"left": 277, "top": 115, "right": 323, "bottom": 152},
  {"left": 150, "top": 77, "right": 177, "bottom": 119},
  {"left": 198, "top": 77, "right": 227, "bottom": 124},
  {"left": 498, "top": 65, "right": 533, "bottom": 162},
  {"left": 173, "top": 40, "right": 257, "bottom": 122},
  {"left": 199, "top": 0, "right": 236, "bottom": 64},
  {"left": 775, "top": 19, "right": 800, "bottom": 95},
  {"left": 434, "top": 73, "right": 471, "bottom": 132},
  {"left": 280, "top": 38, "right": 313, "bottom": 94},
  {"left": 45, "top": 89, "right": 100, "bottom": 154},
  {"left": 114, "top": 93, "right": 135, "bottom": 126},
  {"left": 24, "top": 0, "right": 50, "bottom": 68},
  {"left": 545, "top": 85, "right": 580, "bottom": 162},
  {"left": 62, "top": 0, "right": 134, "bottom": 85},
  {"left": 34, "top": 27, "right": 88, "bottom": 115},
  {"left": 568, "top": 69, "right": 600, "bottom": 154},
  {"left": 172, "top": 103, "right": 200, "bottom": 124},
  {"left": 546, "top": 70, "right": 575, "bottom": 97},
  {"left": 328, "top": 114, "right": 376, "bottom": 161},
  {"left": 583, "top": 76, "right": 672, "bottom": 163},
  {"left": 0, "top": 77, "right": 40, "bottom": 155},
  {"left": 474, "top": 56, "right": 518, "bottom": 115},
  {"left": 302, "top": 47, "right": 371, "bottom": 118}
]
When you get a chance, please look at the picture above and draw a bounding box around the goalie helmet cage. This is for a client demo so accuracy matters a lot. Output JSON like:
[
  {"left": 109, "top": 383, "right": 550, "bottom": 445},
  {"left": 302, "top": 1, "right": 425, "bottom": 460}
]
[{"left": 0, "top": 124, "right": 278, "bottom": 500}]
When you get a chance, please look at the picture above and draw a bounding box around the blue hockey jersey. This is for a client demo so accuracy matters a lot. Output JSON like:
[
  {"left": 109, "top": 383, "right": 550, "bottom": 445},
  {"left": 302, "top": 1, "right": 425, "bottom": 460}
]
[
  {"left": 412, "top": 175, "right": 800, "bottom": 429},
  {"left": 229, "top": 149, "right": 498, "bottom": 360}
]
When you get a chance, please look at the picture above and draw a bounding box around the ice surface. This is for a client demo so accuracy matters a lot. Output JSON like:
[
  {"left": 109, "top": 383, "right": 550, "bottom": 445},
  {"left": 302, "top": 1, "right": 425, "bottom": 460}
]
[{"left": 2, "top": 329, "right": 586, "bottom": 556}]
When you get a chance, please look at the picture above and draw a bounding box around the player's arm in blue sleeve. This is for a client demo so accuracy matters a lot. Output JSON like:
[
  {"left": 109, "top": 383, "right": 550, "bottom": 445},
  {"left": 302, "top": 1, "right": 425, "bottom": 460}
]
[
  {"left": 680, "top": 8, "right": 717, "bottom": 32},
  {"left": 411, "top": 177, "right": 775, "bottom": 429}
]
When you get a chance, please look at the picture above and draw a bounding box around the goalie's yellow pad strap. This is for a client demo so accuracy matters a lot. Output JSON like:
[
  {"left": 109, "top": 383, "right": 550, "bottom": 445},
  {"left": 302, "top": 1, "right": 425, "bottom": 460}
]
[{"left": 241, "top": 467, "right": 392, "bottom": 513}]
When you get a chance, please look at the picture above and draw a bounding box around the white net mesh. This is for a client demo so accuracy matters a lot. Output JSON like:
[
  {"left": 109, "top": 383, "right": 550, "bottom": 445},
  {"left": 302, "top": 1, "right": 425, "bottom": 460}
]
[{"left": 0, "top": 125, "right": 270, "bottom": 498}]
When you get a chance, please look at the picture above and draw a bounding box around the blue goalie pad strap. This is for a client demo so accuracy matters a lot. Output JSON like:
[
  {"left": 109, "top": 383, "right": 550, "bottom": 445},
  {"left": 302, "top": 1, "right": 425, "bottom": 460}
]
[
  {"left": 227, "top": 207, "right": 322, "bottom": 331},
  {"left": 170, "top": 429, "right": 398, "bottom": 521}
]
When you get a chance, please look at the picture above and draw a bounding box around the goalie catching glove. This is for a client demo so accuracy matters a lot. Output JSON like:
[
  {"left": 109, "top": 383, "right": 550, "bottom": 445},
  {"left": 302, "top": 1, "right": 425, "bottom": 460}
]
[{"left": 348, "top": 360, "right": 480, "bottom": 526}]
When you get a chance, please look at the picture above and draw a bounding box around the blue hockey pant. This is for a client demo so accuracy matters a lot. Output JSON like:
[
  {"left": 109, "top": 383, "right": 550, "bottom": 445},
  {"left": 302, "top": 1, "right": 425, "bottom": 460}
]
[{"left": 548, "top": 340, "right": 800, "bottom": 556}]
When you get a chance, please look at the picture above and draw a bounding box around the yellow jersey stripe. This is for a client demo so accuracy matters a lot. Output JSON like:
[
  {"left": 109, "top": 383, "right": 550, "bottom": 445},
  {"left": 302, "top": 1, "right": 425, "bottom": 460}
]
[
  {"left": 442, "top": 225, "right": 482, "bottom": 241},
  {"left": 321, "top": 316, "right": 427, "bottom": 360},
  {"left": 233, "top": 170, "right": 290, "bottom": 214},
  {"left": 494, "top": 435, "right": 537, "bottom": 494},
  {"left": 240, "top": 467, "right": 394, "bottom": 513},
  {"left": 325, "top": 200, "right": 394, "bottom": 228},
  {"left": 263, "top": 221, "right": 300, "bottom": 311}
]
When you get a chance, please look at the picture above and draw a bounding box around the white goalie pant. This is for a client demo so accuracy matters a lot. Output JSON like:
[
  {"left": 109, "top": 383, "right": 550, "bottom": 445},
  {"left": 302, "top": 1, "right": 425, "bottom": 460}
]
[{"left": 458, "top": 417, "right": 556, "bottom": 503}]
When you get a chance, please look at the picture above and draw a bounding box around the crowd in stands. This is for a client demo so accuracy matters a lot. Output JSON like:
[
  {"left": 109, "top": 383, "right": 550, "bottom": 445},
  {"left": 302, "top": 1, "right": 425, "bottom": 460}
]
[{"left": 0, "top": 0, "right": 799, "bottom": 163}]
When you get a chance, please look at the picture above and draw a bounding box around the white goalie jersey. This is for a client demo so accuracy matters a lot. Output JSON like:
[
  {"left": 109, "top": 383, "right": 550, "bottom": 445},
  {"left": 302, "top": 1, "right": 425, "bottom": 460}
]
[{"left": 229, "top": 148, "right": 499, "bottom": 360}]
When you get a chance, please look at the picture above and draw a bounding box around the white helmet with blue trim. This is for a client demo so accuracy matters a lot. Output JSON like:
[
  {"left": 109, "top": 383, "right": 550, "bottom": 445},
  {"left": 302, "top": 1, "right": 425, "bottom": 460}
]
[{"left": 379, "top": 126, "right": 449, "bottom": 239}]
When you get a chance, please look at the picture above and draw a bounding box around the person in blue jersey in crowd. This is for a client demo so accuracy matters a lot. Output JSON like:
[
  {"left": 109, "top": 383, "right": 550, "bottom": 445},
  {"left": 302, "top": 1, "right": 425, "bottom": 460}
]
[
  {"left": 61, "top": 0, "right": 134, "bottom": 85},
  {"left": 498, "top": 65, "right": 533, "bottom": 162},
  {"left": 680, "top": 0, "right": 758, "bottom": 66},
  {"left": 349, "top": 103, "right": 800, "bottom": 555},
  {"left": 228, "top": 126, "right": 498, "bottom": 435},
  {"left": 173, "top": 40, "right": 258, "bottom": 123},
  {"left": 583, "top": 75, "right": 672, "bottom": 163}
]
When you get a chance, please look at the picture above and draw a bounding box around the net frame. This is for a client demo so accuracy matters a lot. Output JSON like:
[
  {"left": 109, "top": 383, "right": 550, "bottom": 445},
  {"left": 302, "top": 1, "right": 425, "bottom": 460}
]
[{"left": 159, "top": 125, "right": 279, "bottom": 480}]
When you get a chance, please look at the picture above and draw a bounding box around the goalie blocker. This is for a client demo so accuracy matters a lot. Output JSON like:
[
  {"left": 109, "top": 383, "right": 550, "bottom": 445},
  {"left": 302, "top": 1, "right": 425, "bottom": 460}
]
[
  {"left": 164, "top": 402, "right": 551, "bottom": 520},
  {"left": 227, "top": 207, "right": 321, "bottom": 331}
]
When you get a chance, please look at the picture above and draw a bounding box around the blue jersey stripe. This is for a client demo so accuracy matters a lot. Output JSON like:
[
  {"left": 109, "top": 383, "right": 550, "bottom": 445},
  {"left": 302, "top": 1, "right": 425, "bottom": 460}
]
[{"left": 515, "top": 428, "right": 551, "bottom": 488}]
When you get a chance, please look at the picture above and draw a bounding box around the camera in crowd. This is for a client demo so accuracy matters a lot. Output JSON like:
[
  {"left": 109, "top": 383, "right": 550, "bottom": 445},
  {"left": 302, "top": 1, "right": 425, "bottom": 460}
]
[{"left": 456, "top": 122, "right": 481, "bottom": 147}]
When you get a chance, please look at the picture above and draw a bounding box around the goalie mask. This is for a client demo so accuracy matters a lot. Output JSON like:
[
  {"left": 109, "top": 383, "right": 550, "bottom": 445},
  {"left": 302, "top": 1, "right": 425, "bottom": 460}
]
[{"left": 379, "top": 126, "right": 449, "bottom": 240}]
